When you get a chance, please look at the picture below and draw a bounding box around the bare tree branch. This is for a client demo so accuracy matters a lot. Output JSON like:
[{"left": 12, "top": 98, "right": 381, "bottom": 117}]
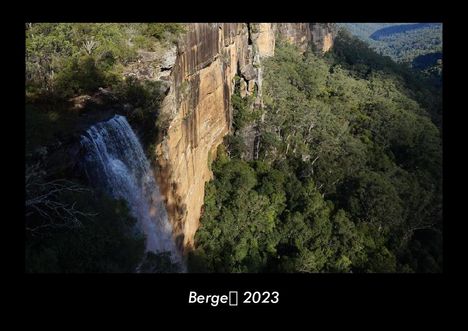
[
  {"left": 25, "top": 162, "right": 98, "bottom": 235},
  {"left": 82, "top": 37, "right": 98, "bottom": 55}
]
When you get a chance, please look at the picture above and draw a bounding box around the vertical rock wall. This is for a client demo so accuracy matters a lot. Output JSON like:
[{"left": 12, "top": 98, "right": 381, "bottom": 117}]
[
  {"left": 310, "top": 23, "right": 336, "bottom": 52},
  {"left": 154, "top": 23, "right": 336, "bottom": 252}
]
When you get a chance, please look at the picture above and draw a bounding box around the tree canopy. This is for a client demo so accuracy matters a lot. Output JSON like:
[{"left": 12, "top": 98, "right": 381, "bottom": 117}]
[{"left": 190, "top": 34, "right": 442, "bottom": 273}]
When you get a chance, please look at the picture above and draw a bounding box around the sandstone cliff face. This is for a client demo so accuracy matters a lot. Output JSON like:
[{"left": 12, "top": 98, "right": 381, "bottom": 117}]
[
  {"left": 251, "top": 23, "right": 276, "bottom": 58},
  {"left": 153, "top": 23, "right": 336, "bottom": 252},
  {"left": 275, "top": 23, "right": 337, "bottom": 53},
  {"left": 154, "top": 23, "right": 253, "bottom": 251},
  {"left": 310, "top": 23, "right": 336, "bottom": 52},
  {"left": 276, "top": 23, "right": 312, "bottom": 52}
]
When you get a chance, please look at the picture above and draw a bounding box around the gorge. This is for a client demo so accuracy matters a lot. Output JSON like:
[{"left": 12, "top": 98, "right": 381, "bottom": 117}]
[
  {"left": 153, "top": 23, "right": 337, "bottom": 253},
  {"left": 25, "top": 22, "right": 442, "bottom": 273}
]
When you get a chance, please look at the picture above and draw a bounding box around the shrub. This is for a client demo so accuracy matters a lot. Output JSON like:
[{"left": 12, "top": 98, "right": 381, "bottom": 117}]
[
  {"left": 115, "top": 77, "right": 165, "bottom": 149},
  {"left": 144, "top": 23, "right": 185, "bottom": 43},
  {"left": 54, "top": 55, "right": 113, "bottom": 97},
  {"left": 25, "top": 189, "right": 146, "bottom": 273},
  {"left": 231, "top": 88, "right": 258, "bottom": 131}
]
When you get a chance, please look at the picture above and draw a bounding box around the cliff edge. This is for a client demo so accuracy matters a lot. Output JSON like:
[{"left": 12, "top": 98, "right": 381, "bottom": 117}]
[{"left": 153, "top": 23, "right": 336, "bottom": 252}]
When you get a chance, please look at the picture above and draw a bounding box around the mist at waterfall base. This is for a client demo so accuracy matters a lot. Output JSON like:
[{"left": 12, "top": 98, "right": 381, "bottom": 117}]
[{"left": 79, "top": 115, "right": 184, "bottom": 272}]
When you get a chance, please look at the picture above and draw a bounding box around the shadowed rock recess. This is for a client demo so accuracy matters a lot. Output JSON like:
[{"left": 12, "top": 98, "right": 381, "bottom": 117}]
[{"left": 153, "top": 23, "right": 336, "bottom": 253}]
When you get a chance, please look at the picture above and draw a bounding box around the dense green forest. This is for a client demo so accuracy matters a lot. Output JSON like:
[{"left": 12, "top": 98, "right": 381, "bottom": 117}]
[
  {"left": 25, "top": 23, "right": 184, "bottom": 272},
  {"left": 189, "top": 31, "right": 442, "bottom": 273},
  {"left": 369, "top": 23, "right": 439, "bottom": 40},
  {"left": 338, "top": 23, "right": 442, "bottom": 80},
  {"left": 336, "top": 23, "right": 403, "bottom": 40},
  {"left": 25, "top": 24, "right": 442, "bottom": 273}
]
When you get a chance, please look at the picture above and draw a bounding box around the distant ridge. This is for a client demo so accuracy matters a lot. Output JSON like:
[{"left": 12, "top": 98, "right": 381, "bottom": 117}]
[{"left": 370, "top": 23, "right": 440, "bottom": 40}]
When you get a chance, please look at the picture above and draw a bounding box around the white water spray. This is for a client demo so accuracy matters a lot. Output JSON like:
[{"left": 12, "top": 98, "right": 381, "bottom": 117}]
[{"left": 80, "top": 115, "right": 183, "bottom": 271}]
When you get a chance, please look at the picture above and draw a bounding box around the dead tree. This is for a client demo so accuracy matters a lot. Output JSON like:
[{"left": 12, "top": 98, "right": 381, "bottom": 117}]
[
  {"left": 82, "top": 37, "right": 98, "bottom": 55},
  {"left": 25, "top": 162, "right": 97, "bottom": 235}
]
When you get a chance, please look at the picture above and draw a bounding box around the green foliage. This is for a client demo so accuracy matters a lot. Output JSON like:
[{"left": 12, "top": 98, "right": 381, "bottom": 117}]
[
  {"left": 25, "top": 103, "right": 77, "bottom": 153},
  {"left": 144, "top": 23, "right": 185, "bottom": 43},
  {"left": 53, "top": 55, "right": 118, "bottom": 98},
  {"left": 231, "top": 82, "right": 258, "bottom": 131},
  {"left": 191, "top": 148, "right": 366, "bottom": 273},
  {"left": 337, "top": 23, "right": 442, "bottom": 65},
  {"left": 113, "top": 77, "right": 167, "bottom": 153},
  {"left": 25, "top": 190, "right": 146, "bottom": 273},
  {"left": 338, "top": 23, "right": 443, "bottom": 94},
  {"left": 224, "top": 134, "right": 248, "bottom": 159},
  {"left": 26, "top": 23, "right": 136, "bottom": 97},
  {"left": 192, "top": 36, "right": 442, "bottom": 273},
  {"left": 344, "top": 171, "right": 404, "bottom": 229},
  {"left": 191, "top": 154, "right": 279, "bottom": 272},
  {"left": 370, "top": 24, "right": 442, "bottom": 64},
  {"left": 335, "top": 23, "right": 402, "bottom": 40},
  {"left": 25, "top": 23, "right": 442, "bottom": 273},
  {"left": 26, "top": 23, "right": 183, "bottom": 99},
  {"left": 24, "top": 23, "right": 185, "bottom": 273}
]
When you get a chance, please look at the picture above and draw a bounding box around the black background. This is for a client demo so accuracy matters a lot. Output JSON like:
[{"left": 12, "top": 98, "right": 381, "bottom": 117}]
[{"left": 9, "top": 0, "right": 464, "bottom": 319}]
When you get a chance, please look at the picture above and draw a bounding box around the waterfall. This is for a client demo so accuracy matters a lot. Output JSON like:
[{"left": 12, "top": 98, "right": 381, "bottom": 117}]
[{"left": 79, "top": 115, "right": 183, "bottom": 271}]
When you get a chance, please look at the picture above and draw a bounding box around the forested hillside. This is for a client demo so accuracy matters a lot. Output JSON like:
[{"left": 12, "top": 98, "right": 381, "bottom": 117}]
[
  {"left": 369, "top": 23, "right": 439, "bottom": 40},
  {"left": 338, "top": 23, "right": 442, "bottom": 80},
  {"left": 25, "top": 23, "right": 184, "bottom": 272},
  {"left": 189, "top": 31, "right": 442, "bottom": 273},
  {"left": 25, "top": 24, "right": 442, "bottom": 273},
  {"left": 336, "top": 23, "right": 403, "bottom": 40}
]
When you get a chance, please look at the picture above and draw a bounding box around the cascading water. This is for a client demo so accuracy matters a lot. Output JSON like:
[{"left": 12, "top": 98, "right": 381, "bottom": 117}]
[{"left": 79, "top": 115, "right": 184, "bottom": 272}]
